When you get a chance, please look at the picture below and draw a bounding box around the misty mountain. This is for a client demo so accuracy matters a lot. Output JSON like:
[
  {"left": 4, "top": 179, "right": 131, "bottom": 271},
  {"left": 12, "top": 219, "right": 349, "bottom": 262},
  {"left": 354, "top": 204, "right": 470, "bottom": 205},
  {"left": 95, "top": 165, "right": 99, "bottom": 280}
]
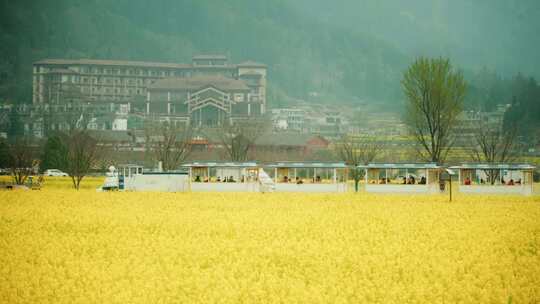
[
  {"left": 0, "top": 0, "right": 407, "bottom": 106},
  {"left": 293, "top": 0, "right": 540, "bottom": 79}
]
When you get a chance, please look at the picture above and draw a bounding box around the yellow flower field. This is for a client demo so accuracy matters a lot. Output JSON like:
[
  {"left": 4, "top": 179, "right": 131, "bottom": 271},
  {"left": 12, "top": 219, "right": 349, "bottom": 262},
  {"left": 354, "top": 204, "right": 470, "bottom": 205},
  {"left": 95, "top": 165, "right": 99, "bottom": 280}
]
[{"left": 1, "top": 180, "right": 539, "bottom": 303}]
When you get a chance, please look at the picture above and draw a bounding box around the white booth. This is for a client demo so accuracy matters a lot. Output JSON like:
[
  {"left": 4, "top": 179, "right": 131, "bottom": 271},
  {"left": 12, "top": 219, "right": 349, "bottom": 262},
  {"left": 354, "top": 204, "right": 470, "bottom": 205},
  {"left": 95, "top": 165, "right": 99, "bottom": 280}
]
[
  {"left": 106, "top": 164, "right": 190, "bottom": 192},
  {"left": 183, "top": 162, "right": 261, "bottom": 192},
  {"left": 359, "top": 163, "right": 442, "bottom": 194},
  {"left": 450, "top": 164, "right": 535, "bottom": 196},
  {"left": 264, "top": 162, "right": 348, "bottom": 193}
]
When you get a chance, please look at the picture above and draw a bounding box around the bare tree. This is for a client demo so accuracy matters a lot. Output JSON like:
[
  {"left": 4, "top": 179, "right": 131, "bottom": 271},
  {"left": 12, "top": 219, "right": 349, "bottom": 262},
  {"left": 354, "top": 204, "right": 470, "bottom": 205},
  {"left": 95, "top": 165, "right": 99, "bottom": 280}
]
[
  {"left": 145, "top": 122, "right": 192, "bottom": 171},
  {"left": 62, "top": 130, "right": 100, "bottom": 190},
  {"left": 2, "top": 137, "right": 39, "bottom": 185},
  {"left": 335, "top": 134, "right": 382, "bottom": 192},
  {"left": 402, "top": 57, "right": 467, "bottom": 164},
  {"left": 218, "top": 119, "right": 268, "bottom": 162},
  {"left": 469, "top": 121, "right": 522, "bottom": 184}
]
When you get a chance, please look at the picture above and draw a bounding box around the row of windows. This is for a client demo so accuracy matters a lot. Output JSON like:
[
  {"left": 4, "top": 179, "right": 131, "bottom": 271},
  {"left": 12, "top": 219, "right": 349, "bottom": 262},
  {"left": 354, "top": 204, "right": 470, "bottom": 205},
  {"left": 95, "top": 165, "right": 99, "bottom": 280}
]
[
  {"left": 79, "top": 67, "right": 195, "bottom": 77},
  {"left": 80, "top": 77, "right": 151, "bottom": 85},
  {"left": 82, "top": 87, "right": 143, "bottom": 95}
]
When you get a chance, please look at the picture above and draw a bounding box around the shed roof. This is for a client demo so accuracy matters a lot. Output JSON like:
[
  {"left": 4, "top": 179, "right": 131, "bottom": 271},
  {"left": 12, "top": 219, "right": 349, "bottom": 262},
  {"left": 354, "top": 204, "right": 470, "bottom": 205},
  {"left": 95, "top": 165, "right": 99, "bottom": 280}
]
[
  {"left": 450, "top": 163, "right": 536, "bottom": 170},
  {"left": 358, "top": 163, "right": 441, "bottom": 169},
  {"left": 265, "top": 162, "right": 347, "bottom": 169},
  {"left": 182, "top": 162, "right": 259, "bottom": 168}
]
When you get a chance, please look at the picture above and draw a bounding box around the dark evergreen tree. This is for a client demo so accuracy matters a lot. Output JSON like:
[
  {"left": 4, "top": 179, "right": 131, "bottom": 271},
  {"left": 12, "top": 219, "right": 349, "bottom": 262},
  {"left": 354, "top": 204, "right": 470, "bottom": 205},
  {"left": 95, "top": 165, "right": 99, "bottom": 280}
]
[{"left": 40, "top": 134, "right": 68, "bottom": 172}]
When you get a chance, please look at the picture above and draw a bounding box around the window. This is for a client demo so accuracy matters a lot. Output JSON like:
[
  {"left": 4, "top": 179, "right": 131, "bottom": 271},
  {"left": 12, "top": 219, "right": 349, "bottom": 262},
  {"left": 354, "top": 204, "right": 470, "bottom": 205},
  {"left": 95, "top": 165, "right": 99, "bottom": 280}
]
[{"left": 234, "top": 93, "right": 244, "bottom": 102}]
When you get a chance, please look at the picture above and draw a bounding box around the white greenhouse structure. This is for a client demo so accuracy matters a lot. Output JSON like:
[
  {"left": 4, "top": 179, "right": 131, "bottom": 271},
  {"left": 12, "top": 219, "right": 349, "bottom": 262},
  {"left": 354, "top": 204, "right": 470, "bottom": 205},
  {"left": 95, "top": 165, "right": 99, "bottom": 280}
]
[
  {"left": 450, "top": 164, "right": 535, "bottom": 196},
  {"left": 358, "top": 163, "right": 443, "bottom": 194}
]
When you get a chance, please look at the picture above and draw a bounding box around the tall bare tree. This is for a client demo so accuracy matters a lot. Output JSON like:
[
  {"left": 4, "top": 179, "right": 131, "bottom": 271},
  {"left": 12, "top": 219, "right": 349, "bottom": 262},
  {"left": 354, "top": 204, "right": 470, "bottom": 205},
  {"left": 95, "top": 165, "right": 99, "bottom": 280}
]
[
  {"left": 335, "top": 134, "right": 382, "bottom": 192},
  {"left": 62, "top": 130, "right": 100, "bottom": 190},
  {"left": 469, "top": 121, "right": 522, "bottom": 184},
  {"left": 146, "top": 122, "right": 192, "bottom": 171},
  {"left": 218, "top": 118, "right": 268, "bottom": 162},
  {"left": 402, "top": 57, "right": 467, "bottom": 164}
]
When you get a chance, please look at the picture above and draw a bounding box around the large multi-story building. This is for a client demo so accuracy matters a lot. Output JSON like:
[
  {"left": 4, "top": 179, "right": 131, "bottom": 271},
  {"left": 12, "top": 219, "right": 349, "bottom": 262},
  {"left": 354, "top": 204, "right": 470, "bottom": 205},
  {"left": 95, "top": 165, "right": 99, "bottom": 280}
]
[{"left": 32, "top": 55, "right": 267, "bottom": 126}]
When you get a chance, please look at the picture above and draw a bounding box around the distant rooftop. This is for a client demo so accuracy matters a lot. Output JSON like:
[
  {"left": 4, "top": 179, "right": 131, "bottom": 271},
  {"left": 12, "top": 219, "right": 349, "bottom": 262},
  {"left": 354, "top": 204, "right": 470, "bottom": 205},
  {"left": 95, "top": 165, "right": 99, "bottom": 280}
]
[
  {"left": 34, "top": 57, "right": 266, "bottom": 70},
  {"left": 34, "top": 58, "right": 192, "bottom": 69}
]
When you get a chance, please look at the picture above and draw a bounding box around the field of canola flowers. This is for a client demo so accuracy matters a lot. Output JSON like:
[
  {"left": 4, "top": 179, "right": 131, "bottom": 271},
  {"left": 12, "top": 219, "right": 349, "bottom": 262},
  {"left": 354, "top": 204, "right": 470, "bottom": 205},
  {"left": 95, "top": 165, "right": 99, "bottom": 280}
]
[{"left": 1, "top": 178, "right": 539, "bottom": 303}]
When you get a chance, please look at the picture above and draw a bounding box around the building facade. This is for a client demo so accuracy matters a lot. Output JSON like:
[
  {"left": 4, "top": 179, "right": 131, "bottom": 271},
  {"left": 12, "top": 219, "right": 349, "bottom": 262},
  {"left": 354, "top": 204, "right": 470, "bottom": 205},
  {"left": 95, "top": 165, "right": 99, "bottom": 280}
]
[{"left": 32, "top": 55, "right": 267, "bottom": 126}]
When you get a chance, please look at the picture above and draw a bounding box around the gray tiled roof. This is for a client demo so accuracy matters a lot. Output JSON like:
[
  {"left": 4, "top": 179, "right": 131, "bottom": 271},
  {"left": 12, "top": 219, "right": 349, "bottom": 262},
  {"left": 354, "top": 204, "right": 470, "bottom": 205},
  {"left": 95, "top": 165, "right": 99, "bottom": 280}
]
[
  {"left": 358, "top": 163, "right": 441, "bottom": 169},
  {"left": 450, "top": 163, "right": 536, "bottom": 170},
  {"left": 265, "top": 162, "right": 347, "bottom": 169}
]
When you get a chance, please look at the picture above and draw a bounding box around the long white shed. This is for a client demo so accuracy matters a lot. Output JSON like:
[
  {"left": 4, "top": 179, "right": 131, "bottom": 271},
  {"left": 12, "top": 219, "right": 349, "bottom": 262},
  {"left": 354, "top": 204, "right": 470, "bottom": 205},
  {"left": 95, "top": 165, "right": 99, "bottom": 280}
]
[
  {"left": 112, "top": 164, "right": 190, "bottom": 192},
  {"left": 450, "top": 163, "right": 535, "bottom": 196},
  {"left": 264, "top": 162, "right": 348, "bottom": 193},
  {"left": 183, "top": 162, "right": 261, "bottom": 192},
  {"left": 359, "top": 163, "right": 443, "bottom": 194}
]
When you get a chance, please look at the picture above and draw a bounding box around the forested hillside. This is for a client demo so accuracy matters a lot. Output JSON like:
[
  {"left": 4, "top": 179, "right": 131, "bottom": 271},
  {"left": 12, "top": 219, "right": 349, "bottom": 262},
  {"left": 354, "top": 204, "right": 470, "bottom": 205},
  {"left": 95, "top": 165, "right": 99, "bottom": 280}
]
[
  {"left": 0, "top": 0, "right": 407, "bottom": 105},
  {"left": 294, "top": 0, "right": 540, "bottom": 79}
]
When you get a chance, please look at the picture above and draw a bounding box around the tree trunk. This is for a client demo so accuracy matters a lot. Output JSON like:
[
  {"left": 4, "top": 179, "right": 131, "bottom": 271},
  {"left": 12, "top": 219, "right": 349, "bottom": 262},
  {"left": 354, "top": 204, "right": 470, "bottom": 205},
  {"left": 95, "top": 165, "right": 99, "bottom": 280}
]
[{"left": 71, "top": 176, "right": 78, "bottom": 190}]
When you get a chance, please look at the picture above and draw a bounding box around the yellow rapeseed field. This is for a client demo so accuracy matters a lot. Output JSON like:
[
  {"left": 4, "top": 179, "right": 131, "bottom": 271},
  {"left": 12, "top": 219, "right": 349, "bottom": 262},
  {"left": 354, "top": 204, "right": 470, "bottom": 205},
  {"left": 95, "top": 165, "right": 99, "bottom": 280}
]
[{"left": 1, "top": 178, "right": 539, "bottom": 303}]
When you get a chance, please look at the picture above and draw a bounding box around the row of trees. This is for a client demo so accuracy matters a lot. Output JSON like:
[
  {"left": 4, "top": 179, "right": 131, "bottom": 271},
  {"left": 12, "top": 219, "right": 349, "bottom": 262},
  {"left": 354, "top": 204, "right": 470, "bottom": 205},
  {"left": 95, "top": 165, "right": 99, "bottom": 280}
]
[
  {"left": 1, "top": 130, "right": 99, "bottom": 189},
  {"left": 0, "top": 118, "right": 269, "bottom": 189}
]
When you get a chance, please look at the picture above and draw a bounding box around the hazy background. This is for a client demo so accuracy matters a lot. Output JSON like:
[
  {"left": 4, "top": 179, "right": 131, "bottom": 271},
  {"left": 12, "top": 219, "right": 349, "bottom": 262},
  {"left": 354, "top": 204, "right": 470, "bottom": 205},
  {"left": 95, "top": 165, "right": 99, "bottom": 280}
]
[{"left": 1, "top": 0, "right": 539, "bottom": 110}]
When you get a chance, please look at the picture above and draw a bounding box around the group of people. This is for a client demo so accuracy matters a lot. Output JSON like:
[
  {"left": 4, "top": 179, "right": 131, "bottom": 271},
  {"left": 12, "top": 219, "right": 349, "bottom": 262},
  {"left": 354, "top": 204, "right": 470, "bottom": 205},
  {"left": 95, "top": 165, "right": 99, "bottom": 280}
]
[
  {"left": 375, "top": 176, "right": 426, "bottom": 185},
  {"left": 281, "top": 175, "right": 322, "bottom": 184},
  {"left": 464, "top": 177, "right": 522, "bottom": 186},
  {"left": 194, "top": 175, "right": 246, "bottom": 183}
]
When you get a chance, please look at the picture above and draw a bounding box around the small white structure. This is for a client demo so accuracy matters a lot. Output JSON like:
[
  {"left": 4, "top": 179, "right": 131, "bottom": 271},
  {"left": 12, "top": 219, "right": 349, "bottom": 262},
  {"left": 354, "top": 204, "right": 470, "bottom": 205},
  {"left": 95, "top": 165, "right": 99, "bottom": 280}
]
[
  {"left": 115, "top": 164, "right": 189, "bottom": 192},
  {"left": 265, "top": 162, "right": 348, "bottom": 193},
  {"left": 359, "top": 163, "right": 442, "bottom": 194},
  {"left": 450, "top": 163, "right": 535, "bottom": 196},
  {"left": 98, "top": 166, "right": 119, "bottom": 191},
  {"left": 184, "top": 162, "right": 261, "bottom": 192}
]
